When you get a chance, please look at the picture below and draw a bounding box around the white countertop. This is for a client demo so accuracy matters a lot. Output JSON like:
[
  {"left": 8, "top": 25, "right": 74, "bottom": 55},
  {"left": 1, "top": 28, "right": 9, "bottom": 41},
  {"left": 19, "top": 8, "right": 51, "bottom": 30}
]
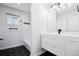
[{"left": 41, "top": 32, "right": 79, "bottom": 37}]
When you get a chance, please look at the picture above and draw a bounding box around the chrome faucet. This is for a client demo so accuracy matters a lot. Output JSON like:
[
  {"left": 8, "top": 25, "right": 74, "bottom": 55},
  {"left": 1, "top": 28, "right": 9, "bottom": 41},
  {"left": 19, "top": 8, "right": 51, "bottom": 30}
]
[{"left": 57, "top": 29, "right": 62, "bottom": 34}]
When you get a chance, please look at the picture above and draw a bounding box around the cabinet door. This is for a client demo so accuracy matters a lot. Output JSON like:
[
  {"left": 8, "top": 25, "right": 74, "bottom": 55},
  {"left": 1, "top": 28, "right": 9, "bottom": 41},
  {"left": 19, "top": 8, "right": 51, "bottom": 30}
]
[
  {"left": 52, "top": 39, "right": 65, "bottom": 56},
  {"left": 65, "top": 40, "right": 79, "bottom": 56},
  {"left": 41, "top": 35, "right": 65, "bottom": 56}
]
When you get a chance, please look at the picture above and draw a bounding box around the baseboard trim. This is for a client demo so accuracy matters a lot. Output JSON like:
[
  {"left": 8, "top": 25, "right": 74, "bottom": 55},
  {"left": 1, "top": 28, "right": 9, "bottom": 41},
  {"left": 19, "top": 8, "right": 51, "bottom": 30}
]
[
  {"left": 30, "top": 50, "right": 46, "bottom": 56},
  {"left": 37, "top": 50, "right": 46, "bottom": 56},
  {"left": 24, "top": 43, "right": 31, "bottom": 51},
  {"left": 0, "top": 42, "right": 24, "bottom": 50}
]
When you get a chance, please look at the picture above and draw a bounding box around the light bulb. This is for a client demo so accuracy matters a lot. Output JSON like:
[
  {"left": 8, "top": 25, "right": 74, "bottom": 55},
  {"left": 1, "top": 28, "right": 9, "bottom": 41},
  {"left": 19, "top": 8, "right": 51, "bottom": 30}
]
[
  {"left": 17, "top": 3, "right": 21, "bottom": 5},
  {"left": 54, "top": 6, "right": 58, "bottom": 9},
  {"left": 53, "top": 10, "right": 56, "bottom": 13},
  {"left": 57, "top": 8, "right": 60, "bottom": 11},
  {"left": 50, "top": 8, "right": 53, "bottom": 12},
  {"left": 62, "top": 6, "right": 65, "bottom": 9},
  {"left": 60, "top": 3, "right": 65, "bottom": 9},
  {"left": 68, "top": 3, "right": 72, "bottom": 7}
]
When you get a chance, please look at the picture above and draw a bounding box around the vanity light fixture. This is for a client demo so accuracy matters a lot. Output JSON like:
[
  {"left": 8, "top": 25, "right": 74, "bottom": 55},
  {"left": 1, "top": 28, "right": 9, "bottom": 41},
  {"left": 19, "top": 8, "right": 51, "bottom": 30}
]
[
  {"left": 49, "top": 3, "right": 72, "bottom": 12},
  {"left": 49, "top": 3, "right": 61, "bottom": 13},
  {"left": 50, "top": 8, "right": 56, "bottom": 13},
  {"left": 49, "top": 3, "right": 64, "bottom": 12}
]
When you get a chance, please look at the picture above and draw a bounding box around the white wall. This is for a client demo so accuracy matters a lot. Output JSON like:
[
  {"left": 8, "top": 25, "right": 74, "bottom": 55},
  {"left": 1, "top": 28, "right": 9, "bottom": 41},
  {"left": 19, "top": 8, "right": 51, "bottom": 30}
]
[
  {"left": 0, "top": 5, "right": 31, "bottom": 50},
  {"left": 57, "top": 10, "right": 79, "bottom": 32},
  {"left": 31, "top": 3, "right": 56, "bottom": 55},
  {"left": 23, "top": 20, "right": 32, "bottom": 47}
]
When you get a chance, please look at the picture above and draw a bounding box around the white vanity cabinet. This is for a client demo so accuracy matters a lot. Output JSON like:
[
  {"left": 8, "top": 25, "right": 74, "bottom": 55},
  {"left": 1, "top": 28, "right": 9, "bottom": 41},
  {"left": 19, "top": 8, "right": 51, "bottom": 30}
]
[
  {"left": 41, "top": 34, "right": 65, "bottom": 56},
  {"left": 64, "top": 37, "right": 79, "bottom": 56},
  {"left": 41, "top": 34, "right": 79, "bottom": 56}
]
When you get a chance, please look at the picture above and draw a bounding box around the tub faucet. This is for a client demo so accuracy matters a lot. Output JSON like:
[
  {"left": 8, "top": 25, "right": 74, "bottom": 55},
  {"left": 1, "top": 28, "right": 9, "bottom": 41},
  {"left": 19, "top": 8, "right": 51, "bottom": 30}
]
[{"left": 57, "top": 29, "right": 62, "bottom": 34}]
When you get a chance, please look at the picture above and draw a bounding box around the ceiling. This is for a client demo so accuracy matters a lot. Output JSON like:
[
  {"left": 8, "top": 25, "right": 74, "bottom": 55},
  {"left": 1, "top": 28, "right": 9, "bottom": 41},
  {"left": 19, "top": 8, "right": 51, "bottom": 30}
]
[
  {"left": 0, "top": 3, "right": 31, "bottom": 14},
  {"left": 0, "top": 3, "right": 78, "bottom": 16}
]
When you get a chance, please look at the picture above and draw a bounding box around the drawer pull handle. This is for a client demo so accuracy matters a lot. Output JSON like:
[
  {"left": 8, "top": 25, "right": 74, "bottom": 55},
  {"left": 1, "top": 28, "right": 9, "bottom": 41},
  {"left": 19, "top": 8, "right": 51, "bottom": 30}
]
[{"left": 0, "top": 38, "right": 3, "bottom": 40}]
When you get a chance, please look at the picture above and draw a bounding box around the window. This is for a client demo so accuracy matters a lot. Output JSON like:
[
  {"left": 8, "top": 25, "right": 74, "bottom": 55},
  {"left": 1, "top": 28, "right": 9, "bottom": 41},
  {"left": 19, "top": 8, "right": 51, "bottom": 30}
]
[{"left": 6, "top": 13, "right": 19, "bottom": 25}]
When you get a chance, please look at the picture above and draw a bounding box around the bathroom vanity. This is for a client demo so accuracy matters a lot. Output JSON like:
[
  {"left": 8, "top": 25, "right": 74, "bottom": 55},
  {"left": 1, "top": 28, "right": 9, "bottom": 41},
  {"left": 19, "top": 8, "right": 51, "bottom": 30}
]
[
  {"left": 41, "top": 3, "right": 79, "bottom": 56},
  {"left": 41, "top": 32, "right": 79, "bottom": 56}
]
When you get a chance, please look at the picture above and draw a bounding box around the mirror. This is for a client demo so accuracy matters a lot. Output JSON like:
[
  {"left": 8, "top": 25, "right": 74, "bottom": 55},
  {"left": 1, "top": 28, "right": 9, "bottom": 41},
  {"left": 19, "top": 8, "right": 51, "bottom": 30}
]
[{"left": 56, "top": 3, "right": 79, "bottom": 32}]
